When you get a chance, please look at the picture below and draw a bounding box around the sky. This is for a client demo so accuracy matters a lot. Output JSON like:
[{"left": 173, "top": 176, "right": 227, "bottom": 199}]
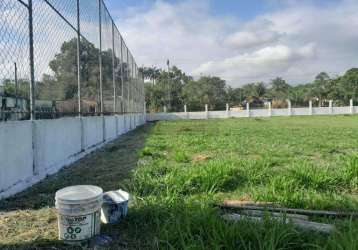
[{"left": 105, "top": 0, "right": 357, "bottom": 86}]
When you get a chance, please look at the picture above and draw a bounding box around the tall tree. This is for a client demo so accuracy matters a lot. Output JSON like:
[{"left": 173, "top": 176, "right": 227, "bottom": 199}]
[
  {"left": 182, "top": 76, "right": 227, "bottom": 111},
  {"left": 338, "top": 68, "right": 358, "bottom": 104},
  {"left": 267, "top": 77, "right": 291, "bottom": 100},
  {"left": 312, "top": 72, "right": 331, "bottom": 106},
  {"left": 241, "top": 82, "right": 266, "bottom": 106}
]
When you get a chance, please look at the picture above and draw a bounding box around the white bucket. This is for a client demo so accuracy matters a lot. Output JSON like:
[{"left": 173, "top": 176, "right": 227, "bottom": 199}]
[
  {"left": 55, "top": 185, "right": 103, "bottom": 243},
  {"left": 101, "top": 189, "right": 130, "bottom": 224}
]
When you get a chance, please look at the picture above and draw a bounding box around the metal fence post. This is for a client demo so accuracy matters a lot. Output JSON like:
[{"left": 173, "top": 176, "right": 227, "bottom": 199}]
[
  {"left": 98, "top": 0, "right": 103, "bottom": 115},
  {"left": 309, "top": 100, "right": 313, "bottom": 115},
  {"left": 27, "top": 0, "right": 38, "bottom": 176},
  {"left": 28, "top": 0, "right": 35, "bottom": 120},
  {"left": 120, "top": 36, "right": 124, "bottom": 114},
  {"left": 329, "top": 100, "right": 333, "bottom": 114},
  {"left": 350, "top": 99, "right": 354, "bottom": 114},
  {"left": 14, "top": 63, "right": 18, "bottom": 119},
  {"left": 287, "top": 99, "right": 292, "bottom": 116},
  {"left": 76, "top": 0, "right": 81, "bottom": 117},
  {"left": 98, "top": 0, "right": 105, "bottom": 142},
  {"left": 112, "top": 21, "right": 116, "bottom": 114},
  {"left": 246, "top": 102, "right": 250, "bottom": 117},
  {"left": 127, "top": 49, "right": 130, "bottom": 113}
]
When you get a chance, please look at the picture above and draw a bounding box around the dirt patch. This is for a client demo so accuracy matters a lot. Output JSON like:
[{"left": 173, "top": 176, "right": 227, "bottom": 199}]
[{"left": 192, "top": 154, "right": 211, "bottom": 162}]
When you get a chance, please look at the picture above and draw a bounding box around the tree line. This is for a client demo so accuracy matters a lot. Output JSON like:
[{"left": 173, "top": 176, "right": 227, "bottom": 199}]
[{"left": 140, "top": 66, "right": 358, "bottom": 112}]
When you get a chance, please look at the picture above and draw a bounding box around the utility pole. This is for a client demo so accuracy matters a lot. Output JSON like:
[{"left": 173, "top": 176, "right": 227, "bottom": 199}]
[{"left": 167, "top": 59, "right": 171, "bottom": 111}]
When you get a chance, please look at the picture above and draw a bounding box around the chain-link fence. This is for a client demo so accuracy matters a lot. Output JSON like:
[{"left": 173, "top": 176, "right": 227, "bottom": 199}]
[{"left": 0, "top": 0, "right": 145, "bottom": 121}]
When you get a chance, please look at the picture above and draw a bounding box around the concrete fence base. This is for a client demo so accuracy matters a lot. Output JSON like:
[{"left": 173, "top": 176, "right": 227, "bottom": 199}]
[
  {"left": 147, "top": 106, "right": 358, "bottom": 121},
  {"left": 0, "top": 113, "right": 146, "bottom": 200}
]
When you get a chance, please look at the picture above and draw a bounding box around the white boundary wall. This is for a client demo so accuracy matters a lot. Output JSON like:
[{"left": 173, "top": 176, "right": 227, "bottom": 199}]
[
  {"left": 0, "top": 114, "right": 146, "bottom": 199},
  {"left": 147, "top": 106, "right": 358, "bottom": 121}
]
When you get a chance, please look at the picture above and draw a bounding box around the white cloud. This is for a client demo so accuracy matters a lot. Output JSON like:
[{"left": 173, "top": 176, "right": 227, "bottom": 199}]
[
  {"left": 193, "top": 44, "right": 316, "bottom": 82},
  {"left": 115, "top": 0, "right": 358, "bottom": 86},
  {"left": 224, "top": 31, "right": 279, "bottom": 50},
  {"left": 115, "top": 1, "right": 230, "bottom": 73}
]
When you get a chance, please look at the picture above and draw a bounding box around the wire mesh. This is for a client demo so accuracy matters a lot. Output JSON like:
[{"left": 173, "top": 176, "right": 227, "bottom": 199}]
[
  {"left": 79, "top": 0, "right": 99, "bottom": 48},
  {"left": 127, "top": 51, "right": 133, "bottom": 112},
  {"left": 122, "top": 43, "right": 129, "bottom": 113},
  {"left": 0, "top": 0, "right": 145, "bottom": 121},
  {"left": 100, "top": 3, "right": 114, "bottom": 114},
  {"left": 79, "top": 36, "right": 100, "bottom": 115},
  {"left": 0, "top": 0, "right": 31, "bottom": 121},
  {"left": 113, "top": 27, "right": 123, "bottom": 112},
  {"left": 45, "top": 0, "right": 77, "bottom": 28},
  {"left": 33, "top": 0, "right": 78, "bottom": 118}
]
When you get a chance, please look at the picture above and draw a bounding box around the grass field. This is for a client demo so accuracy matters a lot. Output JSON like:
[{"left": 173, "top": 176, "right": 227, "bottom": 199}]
[{"left": 1, "top": 116, "right": 358, "bottom": 249}]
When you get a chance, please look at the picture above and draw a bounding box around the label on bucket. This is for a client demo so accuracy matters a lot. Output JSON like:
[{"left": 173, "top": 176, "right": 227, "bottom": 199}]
[{"left": 58, "top": 211, "right": 100, "bottom": 241}]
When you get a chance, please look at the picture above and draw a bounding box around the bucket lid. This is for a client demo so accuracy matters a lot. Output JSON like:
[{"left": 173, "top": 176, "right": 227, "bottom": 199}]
[
  {"left": 103, "top": 189, "right": 129, "bottom": 204},
  {"left": 55, "top": 185, "right": 103, "bottom": 205}
]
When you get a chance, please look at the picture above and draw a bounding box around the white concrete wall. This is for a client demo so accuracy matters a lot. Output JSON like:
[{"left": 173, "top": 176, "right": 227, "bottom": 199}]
[
  {"left": 251, "top": 109, "right": 270, "bottom": 117},
  {"left": 313, "top": 107, "right": 329, "bottom": 115},
  {"left": 0, "top": 121, "right": 33, "bottom": 195},
  {"left": 34, "top": 118, "right": 82, "bottom": 174},
  {"left": 0, "top": 113, "right": 146, "bottom": 199},
  {"left": 209, "top": 111, "right": 228, "bottom": 119},
  {"left": 147, "top": 106, "right": 358, "bottom": 121},
  {"left": 126, "top": 114, "right": 131, "bottom": 130},
  {"left": 272, "top": 109, "right": 289, "bottom": 116},
  {"left": 82, "top": 116, "right": 104, "bottom": 149},
  {"left": 333, "top": 107, "right": 351, "bottom": 114},
  {"left": 131, "top": 115, "right": 134, "bottom": 128},
  {"left": 104, "top": 116, "right": 117, "bottom": 141},
  {"left": 231, "top": 111, "right": 248, "bottom": 118},
  {"left": 292, "top": 108, "right": 310, "bottom": 116},
  {"left": 133, "top": 114, "right": 138, "bottom": 128},
  {"left": 122, "top": 115, "right": 127, "bottom": 133},
  {"left": 116, "top": 115, "right": 125, "bottom": 135},
  {"left": 189, "top": 112, "right": 207, "bottom": 120}
]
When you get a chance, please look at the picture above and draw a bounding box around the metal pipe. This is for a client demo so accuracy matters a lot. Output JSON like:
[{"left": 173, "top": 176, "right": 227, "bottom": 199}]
[
  {"left": 43, "top": 0, "right": 78, "bottom": 33},
  {"left": 76, "top": 0, "right": 81, "bottom": 116},
  {"left": 28, "top": 0, "right": 35, "bottom": 120},
  {"left": 17, "top": 0, "right": 29, "bottom": 8},
  {"left": 120, "top": 36, "right": 124, "bottom": 114},
  {"left": 14, "top": 62, "right": 18, "bottom": 108},
  {"left": 127, "top": 48, "right": 130, "bottom": 113},
  {"left": 98, "top": 0, "right": 103, "bottom": 115},
  {"left": 112, "top": 21, "right": 116, "bottom": 114}
]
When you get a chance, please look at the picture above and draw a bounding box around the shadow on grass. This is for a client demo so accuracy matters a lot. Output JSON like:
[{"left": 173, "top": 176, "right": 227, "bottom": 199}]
[
  {"left": 0, "top": 124, "right": 153, "bottom": 212},
  {"left": 0, "top": 240, "right": 80, "bottom": 250}
]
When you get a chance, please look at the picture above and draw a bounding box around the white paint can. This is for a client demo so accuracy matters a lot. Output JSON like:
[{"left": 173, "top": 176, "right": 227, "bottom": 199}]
[
  {"left": 55, "top": 185, "right": 103, "bottom": 243},
  {"left": 101, "top": 189, "right": 130, "bottom": 224}
]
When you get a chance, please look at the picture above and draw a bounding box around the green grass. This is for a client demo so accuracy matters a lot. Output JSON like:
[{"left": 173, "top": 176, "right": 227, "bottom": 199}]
[{"left": 1, "top": 116, "right": 358, "bottom": 249}]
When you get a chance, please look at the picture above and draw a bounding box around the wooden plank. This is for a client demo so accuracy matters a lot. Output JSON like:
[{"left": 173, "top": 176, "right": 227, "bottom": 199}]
[
  {"left": 219, "top": 201, "right": 358, "bottom": 218},
  {"left": 223, "top": 213, "right": 334, "bottom": 233},
  {"left": 292, "top": 219, "right": 334, "bottom": 234},
  {"left": 223, "top": 200, "right": 278, "bottom": 207},
  {"left": 239, "top": 209, "right": 309, "bottom": 221}
]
